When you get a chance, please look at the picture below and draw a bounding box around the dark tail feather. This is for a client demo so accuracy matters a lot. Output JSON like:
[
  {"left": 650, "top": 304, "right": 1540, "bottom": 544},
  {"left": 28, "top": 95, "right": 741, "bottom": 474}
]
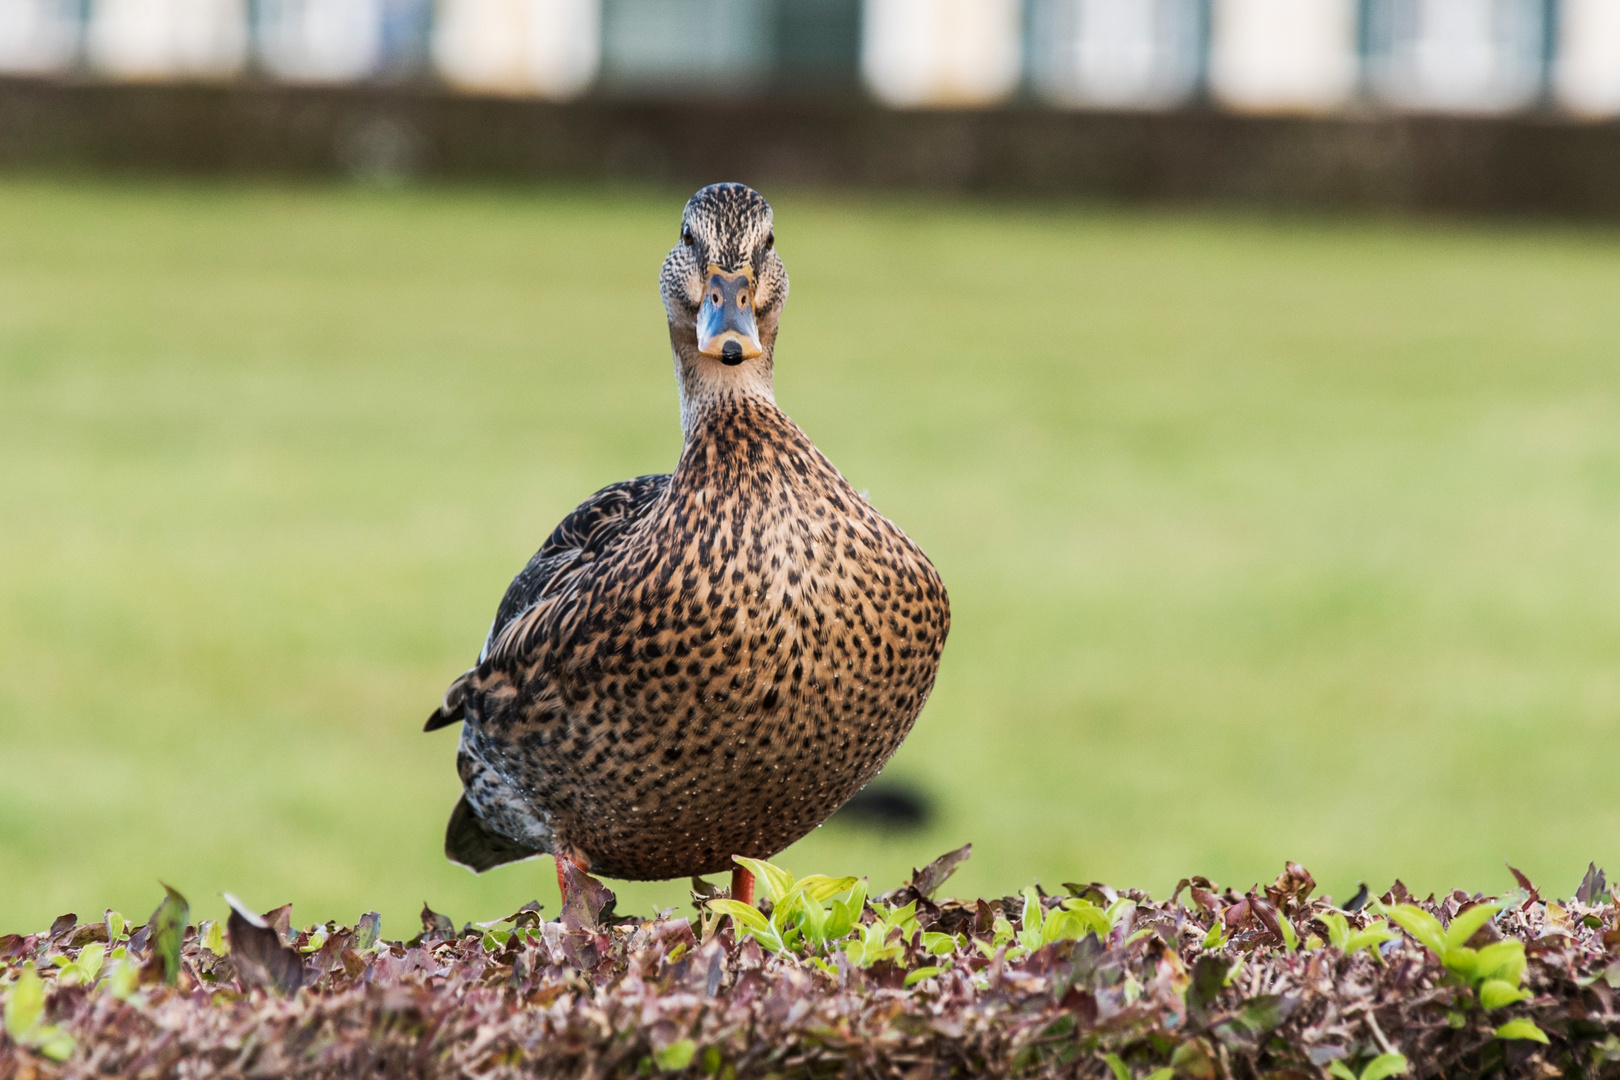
[
  {"left": 444, "top": 795, "right": 541, "bottom": 873},
  {"left": 424, "top": 673, "right": 470, "bottom": 732}
]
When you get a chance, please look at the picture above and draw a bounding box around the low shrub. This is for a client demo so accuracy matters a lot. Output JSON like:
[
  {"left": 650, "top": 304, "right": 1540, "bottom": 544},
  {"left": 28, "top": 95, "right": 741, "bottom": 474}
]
[{"left": 2, "top": 849, "right": 1617, "bottom": 1078}]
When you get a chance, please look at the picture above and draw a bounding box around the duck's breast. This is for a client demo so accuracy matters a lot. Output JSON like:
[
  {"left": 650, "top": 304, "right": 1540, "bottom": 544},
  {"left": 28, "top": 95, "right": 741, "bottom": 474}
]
[{"left": 513, "top": 404, "right": 950, "bottom": 879}]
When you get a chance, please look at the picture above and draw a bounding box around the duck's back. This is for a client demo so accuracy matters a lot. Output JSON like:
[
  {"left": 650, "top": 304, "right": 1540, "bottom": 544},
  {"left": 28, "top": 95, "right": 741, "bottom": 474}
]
[{"left": 455, "top": 400, "right": 950, "bottom": 880}]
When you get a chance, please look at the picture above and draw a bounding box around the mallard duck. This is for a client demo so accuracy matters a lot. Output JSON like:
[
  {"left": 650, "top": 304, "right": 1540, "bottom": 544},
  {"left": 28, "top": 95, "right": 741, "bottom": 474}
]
[{"left": 426, "top": 183, "right": 950, "bottom": 904}]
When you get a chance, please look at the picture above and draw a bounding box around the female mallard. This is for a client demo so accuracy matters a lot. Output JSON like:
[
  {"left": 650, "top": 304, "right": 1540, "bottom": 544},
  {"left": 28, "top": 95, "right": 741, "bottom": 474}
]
[{"left": 426, "top": 183, "right": 949, "bottom": 903}]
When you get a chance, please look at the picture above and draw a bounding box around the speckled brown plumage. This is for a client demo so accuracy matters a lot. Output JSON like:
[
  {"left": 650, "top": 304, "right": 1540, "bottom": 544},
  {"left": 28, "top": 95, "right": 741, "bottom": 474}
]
[{"left": 427, "top": 183, "right": 949, "bottom": 881}]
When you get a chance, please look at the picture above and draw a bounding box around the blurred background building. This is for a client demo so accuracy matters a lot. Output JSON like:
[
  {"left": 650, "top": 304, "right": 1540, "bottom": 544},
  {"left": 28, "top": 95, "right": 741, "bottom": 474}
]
[{"left": 1, "top": 0, "right": 1616, "bottom": 117}]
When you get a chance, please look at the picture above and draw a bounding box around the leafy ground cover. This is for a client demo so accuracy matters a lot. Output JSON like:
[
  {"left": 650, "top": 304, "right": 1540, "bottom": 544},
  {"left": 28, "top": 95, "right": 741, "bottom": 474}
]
[{"left": 4, "top": 850, "right": 1618, "bottom": 1079}]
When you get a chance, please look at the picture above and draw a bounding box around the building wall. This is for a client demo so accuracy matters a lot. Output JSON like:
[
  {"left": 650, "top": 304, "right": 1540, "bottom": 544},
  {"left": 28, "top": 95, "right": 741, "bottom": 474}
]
[{"left": 0, "top": 0, "right": 1615, "bottom": 116}]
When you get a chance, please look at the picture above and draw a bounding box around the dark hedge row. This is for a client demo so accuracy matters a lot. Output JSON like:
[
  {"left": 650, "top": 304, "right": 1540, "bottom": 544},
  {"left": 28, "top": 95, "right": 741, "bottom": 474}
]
[{"left": 2, "top": 850, "right": 1618, "bottom": 1079}]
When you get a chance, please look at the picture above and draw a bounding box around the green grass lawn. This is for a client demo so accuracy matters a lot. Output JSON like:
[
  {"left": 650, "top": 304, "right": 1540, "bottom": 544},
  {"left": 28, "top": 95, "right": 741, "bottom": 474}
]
[{"left": 3, "top": 177, "right": 1619, "bottom": 935}]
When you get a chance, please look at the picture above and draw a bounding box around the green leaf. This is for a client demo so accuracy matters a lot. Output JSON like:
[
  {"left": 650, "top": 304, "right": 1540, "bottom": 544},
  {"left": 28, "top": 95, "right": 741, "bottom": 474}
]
[
  {"left": 105, "top": 911, "right": 126, "bottom": 942},
  {"left": 1344, "top": 922, "right": 1396, "bottom": 956},
  {"left": 921, "top": 931, "right": 957, "bottom": 956},
  {"left": 1327, "top": 1063, "right": 1358, "bottom": 1080},
  {"left": 1144, "top": 1069, "right": 1175, "bottom": 1080},
  {"left": 1479, "top": 979, "right": 1532, "bottom": 1009},
  {"left": 881, "top": 900, "right": 919, "bottom": 937},
  {"left": 201, "top": 920, "right": 226, "bottom": 956},
  {"left": 824, "top": 880, "right": 866, "bottom": 942},
  {"left": 34, "top": 1025, "right": 75, "bottom": 1062},
  {"left": 653, "top": 1039, "right": 696, "bottom": 1071},
  {"left": 1185, "top": 955, "right": 1228, "bottom": 1019},
  {"left": 1102, "top": 1053, "right": 1131, "bottom": 1080},
  {"left": 707, "top": 899, "right": 772, "bottom": 938},
  {"left": 1361, "top": 1053, "right": 1409, "bottom": 1080},
  {"left": 1038, "top": 909, "right": 1081, "bottom": 945},
  {"left": 1445, "top": 903, "right": 1500, "bottom": 951},
  {"left": 773, "top": 876, "right": 848, "bottom": 937},
  {"left": 1320, "top": 911, "right": 1349, "bottom": 950},
  {"left": 4, "top": 968, "right": 44, "bottom": 1036},
  {"left": 1474, "top": 940, "right": 1527, "bottom": 986},
  {"left": 795, "top": 875, "right": 859, "bottom": 904},
  {"left": 1061, "top": 899, "right": 1113, "bottom": 938},
  {"left": 149, "top": 883, "right": 190, "bottom": 987},
  {"left": 771, "top": 899, "right": 805, "bottom": 939},
  {"left": 1081, "top": 908, "right": 1114, "bottom": 937},
  {"left": 1494, "top": 1018, "right": 1549, "bottom": 1043},
  {"left": 845, "top": 922, "right": 902, "bottom": 968},
  {"left": 107, "top": 955, "right": 140, "bottom": 1001},
  {"left": 1021, "top": 889, "right": 1042, "bottom": 934},
  {"left": 1234, "top": 994, "right": 1290, "bottom": 1034},
  {"left": 822, "top": 903, "right": 854, "bottom": 942},
  {"left": 730, "top": 857, "right": 793, "bottom": 906},
  {"left": 712, "top": 902, "right": 785, "bottom": 953},
  {"left": 1385, "top": 905, "right": 1447, "bottom": 958},
  {"left": 1442, "top": 945, "right": 1479, "bottom": 981},
  {"left": 796, "top": 895, "right": 829, "bottom": 943},
  {"left": 354, "top": 911, "right": 382, "bottom": 952},
  {"left": 72, "top": 943, "right": 106, "bottom": 986},
  {"left": 903, "top": 965, "right": 943, "bottom": 986}
]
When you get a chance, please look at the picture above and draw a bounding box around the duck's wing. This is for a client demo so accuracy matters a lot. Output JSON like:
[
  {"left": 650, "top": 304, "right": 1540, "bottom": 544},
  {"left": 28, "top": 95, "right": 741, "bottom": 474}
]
[
  {"left": 486, "top": 472, "right": 671, "bottom": 653},
  {"left": 424, "top": 473, "right": 670, "bottom": 731}
]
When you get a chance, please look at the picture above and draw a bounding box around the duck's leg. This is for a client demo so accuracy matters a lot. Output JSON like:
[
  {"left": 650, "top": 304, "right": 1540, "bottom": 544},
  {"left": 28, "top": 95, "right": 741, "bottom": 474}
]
[{"left": 731, "top": 865, "right": 755, "bottom": 906}]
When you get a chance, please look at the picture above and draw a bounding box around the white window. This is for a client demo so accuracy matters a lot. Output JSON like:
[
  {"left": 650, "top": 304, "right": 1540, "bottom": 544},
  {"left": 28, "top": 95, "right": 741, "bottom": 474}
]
[
  {"left": 257, "top": 0, "right": 385, "bottom": 82},
  {"left": 1555, "top": 0, "right": 1620, "bottom": 115},
  {"left": 87, "top": 0, "right": 250, "bottom": 78},
  {"left": 1363, "top": 0, "right": 1552, "bottom": 113},
  {"left": 434, "top": 0, "right": 600, "bottom": 97},
  {"left": 0, "top": 0, "right": 82, "bottom": 74},
  {"left": 863, "top": 0, "right": 1023, "bottom": 107},
  {"left": 1030, "top": 0, "right": 1208, "bottom": 109},
  {"left": 1209, "top": 0, "right": 1359, "bottom": 113},
  {"left": 600, "top": 0, "right": 769, "bottom": 89}
]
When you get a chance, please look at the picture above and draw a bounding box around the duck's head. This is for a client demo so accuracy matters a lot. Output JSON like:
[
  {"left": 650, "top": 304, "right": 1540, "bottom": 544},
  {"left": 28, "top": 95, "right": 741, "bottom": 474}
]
[{"left": 660, "top": 183, "right": 788, "bottom": 429}]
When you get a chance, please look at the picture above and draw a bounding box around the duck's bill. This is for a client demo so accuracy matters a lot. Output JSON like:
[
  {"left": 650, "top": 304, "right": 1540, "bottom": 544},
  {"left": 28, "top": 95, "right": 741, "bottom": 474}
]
[{"left": 697, "top": 270, "right": 763, "bottom": 365}]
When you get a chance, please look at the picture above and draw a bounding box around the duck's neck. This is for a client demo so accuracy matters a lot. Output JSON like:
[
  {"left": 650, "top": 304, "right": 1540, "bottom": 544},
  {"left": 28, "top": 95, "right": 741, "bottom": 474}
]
[
  {"left": 670, "top": 335, "right": 778, "bottom": 444},
  {"left": 672, "top": 376, "right": 817, "bottom": 498}
]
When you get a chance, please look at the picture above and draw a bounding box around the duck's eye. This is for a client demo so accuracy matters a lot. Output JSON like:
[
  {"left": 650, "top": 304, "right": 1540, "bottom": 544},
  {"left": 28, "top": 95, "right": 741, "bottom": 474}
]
[
  {"left": 682, "top": 228, "right": 694, "bottom": 247},
  {"left": 765, "top": 231, "right": 774, "bottom": 250}
]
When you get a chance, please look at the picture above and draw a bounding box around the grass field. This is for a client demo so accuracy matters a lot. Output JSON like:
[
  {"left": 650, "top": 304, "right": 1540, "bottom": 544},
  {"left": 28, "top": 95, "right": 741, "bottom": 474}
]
[{"left": 2, "top": 177, "right": 1620, "bottom": 935}]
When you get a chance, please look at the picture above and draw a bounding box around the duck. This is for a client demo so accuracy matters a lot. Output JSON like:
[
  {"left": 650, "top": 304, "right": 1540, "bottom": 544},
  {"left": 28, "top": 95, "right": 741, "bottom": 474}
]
[{"left": 425, "top": 182, "right": 950, "bottom": 906}]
